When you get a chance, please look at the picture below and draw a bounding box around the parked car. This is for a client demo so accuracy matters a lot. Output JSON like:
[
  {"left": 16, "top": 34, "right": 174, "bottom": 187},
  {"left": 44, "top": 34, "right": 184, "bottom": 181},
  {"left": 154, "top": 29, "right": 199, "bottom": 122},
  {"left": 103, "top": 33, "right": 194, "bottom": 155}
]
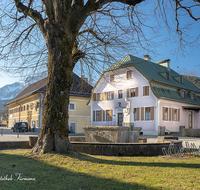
[{"left": 13, "top": 122, "right": 29, "bottom": 132}]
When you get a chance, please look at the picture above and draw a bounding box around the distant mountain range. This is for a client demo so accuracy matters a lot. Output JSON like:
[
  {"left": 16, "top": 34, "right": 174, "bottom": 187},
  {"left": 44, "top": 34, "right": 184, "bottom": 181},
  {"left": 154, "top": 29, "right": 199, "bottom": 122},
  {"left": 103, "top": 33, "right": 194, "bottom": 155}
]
[
  {"left": 0, "top": 72, "right": 47, "bottom": 109},
  {"left": 0, "top": 82, "right": 26, "bottom": 109}
]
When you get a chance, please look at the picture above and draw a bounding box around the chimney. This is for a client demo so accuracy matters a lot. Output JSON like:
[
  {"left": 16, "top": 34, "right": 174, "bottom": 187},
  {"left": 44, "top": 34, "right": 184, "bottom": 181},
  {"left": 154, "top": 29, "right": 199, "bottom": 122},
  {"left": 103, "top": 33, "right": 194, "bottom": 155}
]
[
  {"left": 157, "top": 59, "right": 171, "bottom": 71},
  {"left": 144, "top": 55, "right": 151, "bottom": 61}
]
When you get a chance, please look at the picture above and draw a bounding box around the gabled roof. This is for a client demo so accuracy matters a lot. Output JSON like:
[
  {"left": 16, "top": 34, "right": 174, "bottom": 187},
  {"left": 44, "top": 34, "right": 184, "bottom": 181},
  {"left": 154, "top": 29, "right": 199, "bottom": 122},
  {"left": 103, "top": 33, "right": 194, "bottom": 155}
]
[
  {"left": 5, "top": 73, "right": 93, "bottom": 106},
  {"left": 106, "top": 54, "right": 200, "bottom": 93},
  {"left": 102, "top": 54, "right": 200, "bottom": 105}
]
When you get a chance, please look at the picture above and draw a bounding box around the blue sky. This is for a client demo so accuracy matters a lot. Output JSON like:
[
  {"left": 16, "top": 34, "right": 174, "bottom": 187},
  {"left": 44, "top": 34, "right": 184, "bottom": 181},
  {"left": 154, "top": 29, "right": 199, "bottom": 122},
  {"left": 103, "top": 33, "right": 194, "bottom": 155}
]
[{"left": 0, "top": 1, "right": 199, "bottom": 88}]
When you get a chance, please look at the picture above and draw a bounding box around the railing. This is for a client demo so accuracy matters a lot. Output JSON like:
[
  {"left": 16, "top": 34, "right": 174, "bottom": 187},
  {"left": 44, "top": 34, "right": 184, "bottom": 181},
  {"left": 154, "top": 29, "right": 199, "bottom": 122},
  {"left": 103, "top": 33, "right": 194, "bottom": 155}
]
[{"left": 162, "top": 141, "right": 200, "bottom": 157}]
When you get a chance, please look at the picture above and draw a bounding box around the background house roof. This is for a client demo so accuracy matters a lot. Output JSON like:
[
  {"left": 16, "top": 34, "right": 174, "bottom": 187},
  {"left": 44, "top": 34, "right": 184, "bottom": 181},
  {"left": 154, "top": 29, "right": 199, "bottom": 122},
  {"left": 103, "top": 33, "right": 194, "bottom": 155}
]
[
  {"left": 106, "top": 54, "right": 200, "bottom": 93},
  {"left": 5, "top": 73, "right": 93, "bottom": 106},
  {"left": 105, "top": 54, "right": 200, "bottom": 105}
]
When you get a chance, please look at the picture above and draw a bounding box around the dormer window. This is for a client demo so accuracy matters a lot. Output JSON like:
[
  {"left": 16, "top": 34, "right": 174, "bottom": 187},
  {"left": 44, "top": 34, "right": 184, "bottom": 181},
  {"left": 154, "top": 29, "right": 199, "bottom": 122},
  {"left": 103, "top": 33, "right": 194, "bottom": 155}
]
[
  {"left": 179, "top": 76, "right": 183, "bottom": 84},
  {"left": 191, "top": 93, "right": 195, "bottom": 100},
  {"left": 166, "top": 72, "right": 169, "bottom": 80},
  {"left": 181, "top": 90, "right": 186, "bottom": 98},
  {"left": 110, "top": 74, "right": 114, "bottom": 82},
  {"left": 160, "top": 72, "right": 169, "bottom": 80}
]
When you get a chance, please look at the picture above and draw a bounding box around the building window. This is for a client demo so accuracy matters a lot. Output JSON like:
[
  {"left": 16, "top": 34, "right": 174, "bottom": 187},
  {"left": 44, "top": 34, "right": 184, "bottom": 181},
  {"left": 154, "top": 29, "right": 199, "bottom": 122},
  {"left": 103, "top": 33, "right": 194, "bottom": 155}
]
[
  {"left": 107, "top": 91, "right": 114, "bottom": 100},
  {"left": 36, "top": 120, "right": 39, "bottom": 128},
  {"left": 96, "top": 110, "right": 101, "bottom": 121},
  {"left": 106, "top": 110, "right": 112, "bottom": 121},
  {"left": 24, "top": 105, "right": 26, "bottom": 111},
  {"left": 166, "top": 72, "right": 169, "bottom": 80},
  {"left": 127, "top": 87, "right": 138, "bottom": 98},
  {"left": 69, "top": 103, "right": 75, "bottom": 111},
  {"left": 145, "top": 107, "right": 151, "bottom": 120},
  {"left": 191, "top": 93, "right": 195, "bottom": 100},
  {"left": 27, "top": 104, "right": 29, "bottom": 111},
  {"left": 179, "top": 76, "right": 183, "bottom": 83},
  {"left": 127, "top": 70, "right": 132, "bottom": 79},
  {"left": 181, "top": 90, "right": 185, "bottom": 98},
  {"left": 164, "top": 108, "right": 168, "bottom": 121},
  {"left": 172, "top": 108, "right": 180, "bottom": 121},
  {"left": 69, "top": 122, "right": 76, "bottom": 133},
  {"left": 118, "top": 90, "right": 123, "bottom": 99},
  {"left": 163, "top": 107, "right": 172, "bottom": 121},
  {"left": 134, "top": 108, "right": 137, "bottom": 121},
  {"left": 97, "top": 93, "right": 101, "bottom": 101},
  {"left": 174, "top": 109, "right": 177, "bottom": 121},
  {"left": 143, "top": 86, "right": 149, "bottom": 96},
  {"left": 110, "top": 74, "right": 114, "bottom": 82},
  {"left": 32, "top": 120, "right": 35, "bottom": 128}
]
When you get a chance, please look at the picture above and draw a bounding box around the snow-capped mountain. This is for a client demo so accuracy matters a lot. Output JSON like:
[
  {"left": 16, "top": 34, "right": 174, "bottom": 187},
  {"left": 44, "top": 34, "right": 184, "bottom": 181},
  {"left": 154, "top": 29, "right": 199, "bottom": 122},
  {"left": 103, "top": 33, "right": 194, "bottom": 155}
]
[
  {"left": 0, "top": 82, "right": 25, "bottom": 101},
  {"left": 0, "top": 82, "right": 27, "bottom": 108},
  {"left": 0, "top": 72, "right": 48, "bottom": 109}
]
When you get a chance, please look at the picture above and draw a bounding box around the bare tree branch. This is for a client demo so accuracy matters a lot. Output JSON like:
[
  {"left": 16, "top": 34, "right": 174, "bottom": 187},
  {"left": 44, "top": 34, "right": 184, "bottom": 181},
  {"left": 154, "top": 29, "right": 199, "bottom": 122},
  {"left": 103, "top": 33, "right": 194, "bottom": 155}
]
[{"left": 14, "top": 0, "right": 46, "bottom": 36}]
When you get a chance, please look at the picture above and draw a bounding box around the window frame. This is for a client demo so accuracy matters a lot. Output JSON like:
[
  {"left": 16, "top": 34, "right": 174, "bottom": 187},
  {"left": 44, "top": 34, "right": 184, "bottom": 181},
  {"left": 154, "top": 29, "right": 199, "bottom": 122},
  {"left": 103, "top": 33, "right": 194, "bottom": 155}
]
[
  {"left": 166, "top": 72, "right": 169, "bottom": 80},
  {"left": 130, "top": 88, "right": 136, "bottom": 97},
  {"left": 164, "top": 107, "right": 168, "bottom": 121},
  {"left": 118, "top": 90, "right": 123, "bottom": 99},
  {"left": 145, "top": 107, "right": 151, "bottom": 120},
  {"left": 106, "top": 110, "right": 112, "bottom": 121},
  {"left": 110, "top": 74, "right": 114, "bottom": 82},
  {"left": 127, "top": 70, "right": 132, "bottom": 79},
  {"left": 191, "top": 93, "right": 195, "bottom": 100},
  {"left": 134, "top": 108, "right": 137, "bottom": 121},
  {"left": 69, "top": 122, "right": 76, "bottom": 133},
  {"left": 179, "top": 76, "right": 183, "bottom": 84},
  {"left": 97, "top": 93, "right": 101, "bottom": 101},
  {"left": 69, "top": 102, "right": 76, "bottom": 111},
  {"left": 181, "top": 90, "right": 186, "bottom": 98},
  {"left": 107, "top": 91, "right": 114, "bottom": 100},
  {"left": 36, "top": 119, "right": 39, "bottom": 128},
  {"left": 96, "top": 110, "right": 101, "bottom": 121}
]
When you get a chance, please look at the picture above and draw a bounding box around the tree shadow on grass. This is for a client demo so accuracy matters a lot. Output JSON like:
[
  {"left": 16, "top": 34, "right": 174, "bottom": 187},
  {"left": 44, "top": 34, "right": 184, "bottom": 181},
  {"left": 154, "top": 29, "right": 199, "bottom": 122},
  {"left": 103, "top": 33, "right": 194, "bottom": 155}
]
[
  {"left": 66, "top": 151, "right": 200, "bottom": 169},
  {"left": 0, "top": 150, "right": 157, "bottom": 190}
]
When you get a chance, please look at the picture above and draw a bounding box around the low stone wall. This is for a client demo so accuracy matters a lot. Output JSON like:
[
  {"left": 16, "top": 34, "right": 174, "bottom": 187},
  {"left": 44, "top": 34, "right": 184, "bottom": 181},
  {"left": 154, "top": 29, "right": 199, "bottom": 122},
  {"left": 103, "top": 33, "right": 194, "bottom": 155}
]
[
  {"left": 179, "top": 126, "right": 200, "bottom": 137},
  {"left": 0, "top": 141, "right": 30, "bottom": 150},
  {"left": 69, "top": 136, "right": 85, "bottom": 142},
  {"left": 71, "top": 141, "right": 182, "bottom": 156},
  {"left": 83, "top": 126, "right": 130, "bottom": 143}
]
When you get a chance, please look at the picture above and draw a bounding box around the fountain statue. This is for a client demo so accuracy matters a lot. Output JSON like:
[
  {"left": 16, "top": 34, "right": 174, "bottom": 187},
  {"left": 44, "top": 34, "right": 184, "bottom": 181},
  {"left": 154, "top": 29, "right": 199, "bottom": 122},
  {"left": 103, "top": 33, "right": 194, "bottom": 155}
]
[{"left": 123, "top": 97, "right": 134, "bottom": 125}]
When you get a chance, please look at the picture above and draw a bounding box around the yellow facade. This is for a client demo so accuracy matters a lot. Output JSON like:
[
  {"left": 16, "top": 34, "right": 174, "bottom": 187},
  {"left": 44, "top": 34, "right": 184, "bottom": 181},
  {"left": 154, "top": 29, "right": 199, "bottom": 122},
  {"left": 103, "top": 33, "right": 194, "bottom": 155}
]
[
  {"left": 68, "top": 96, "right": 91, "bottom": 133},
  {"left": 7, "top": 93, "right": 42, "bottom": 128},
  {"left": 7, "top": 93, "right": 91, "bottom": 133}
]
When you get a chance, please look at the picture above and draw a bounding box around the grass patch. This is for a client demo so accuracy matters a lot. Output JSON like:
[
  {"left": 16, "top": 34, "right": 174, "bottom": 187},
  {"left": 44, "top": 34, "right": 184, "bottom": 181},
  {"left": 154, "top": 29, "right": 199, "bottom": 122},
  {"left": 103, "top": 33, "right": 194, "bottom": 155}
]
[{"left": 0, "top": 149, "right": 200, "bottom": 189}]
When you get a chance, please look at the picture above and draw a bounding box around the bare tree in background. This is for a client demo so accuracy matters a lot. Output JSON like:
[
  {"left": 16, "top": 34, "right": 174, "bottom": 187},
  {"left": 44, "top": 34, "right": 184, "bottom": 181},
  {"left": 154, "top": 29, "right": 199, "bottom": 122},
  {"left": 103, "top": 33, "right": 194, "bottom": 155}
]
[
  {"left": 0, "top": 107, "right": 8, "bottom": 124},
  {"left": 0, "top": 0, "right": 200, "bottom": 154}
]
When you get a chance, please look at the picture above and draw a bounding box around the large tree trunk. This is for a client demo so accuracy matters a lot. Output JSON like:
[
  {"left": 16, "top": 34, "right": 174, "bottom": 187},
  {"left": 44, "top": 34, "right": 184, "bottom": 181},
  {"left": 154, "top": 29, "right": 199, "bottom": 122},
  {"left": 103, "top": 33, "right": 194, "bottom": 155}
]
[{"left": 32, "top": 24, "right": 76, "bottom": 154}]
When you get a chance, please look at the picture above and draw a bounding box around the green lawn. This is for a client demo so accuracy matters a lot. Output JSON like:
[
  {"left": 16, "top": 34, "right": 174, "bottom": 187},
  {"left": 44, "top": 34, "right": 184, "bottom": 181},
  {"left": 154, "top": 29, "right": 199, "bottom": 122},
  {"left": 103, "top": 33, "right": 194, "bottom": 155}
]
[{"left": 0, "top": 149, "right": 199, "bottom": 190}]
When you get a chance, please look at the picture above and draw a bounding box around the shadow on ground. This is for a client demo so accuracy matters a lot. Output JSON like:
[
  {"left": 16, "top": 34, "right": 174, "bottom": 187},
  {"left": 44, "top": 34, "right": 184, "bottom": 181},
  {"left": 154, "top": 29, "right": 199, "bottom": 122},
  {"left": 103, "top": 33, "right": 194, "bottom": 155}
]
[
  {"left": 0, "top": 150, "right": 158, "bottom": 190},
  {"left": 66, "top": 151, "right": 200, "bottom": 169}
]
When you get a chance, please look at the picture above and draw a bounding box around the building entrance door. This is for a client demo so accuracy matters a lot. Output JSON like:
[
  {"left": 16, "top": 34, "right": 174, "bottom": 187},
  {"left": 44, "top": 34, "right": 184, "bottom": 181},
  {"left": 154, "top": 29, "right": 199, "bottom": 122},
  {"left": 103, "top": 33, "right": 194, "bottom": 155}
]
[
  {"left": 189, "top": 111, "right": 193, "bottom": 128},
  {"left": 118, "top": 113, "right": 123, "bottom": 126}
]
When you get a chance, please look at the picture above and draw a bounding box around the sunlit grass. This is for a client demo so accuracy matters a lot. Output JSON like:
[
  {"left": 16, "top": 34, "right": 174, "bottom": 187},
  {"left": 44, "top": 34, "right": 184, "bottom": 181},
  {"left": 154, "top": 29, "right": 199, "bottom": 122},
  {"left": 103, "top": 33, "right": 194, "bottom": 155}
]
[{"left": 0, "top": 149, "right": 200, "bottom": 189}]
